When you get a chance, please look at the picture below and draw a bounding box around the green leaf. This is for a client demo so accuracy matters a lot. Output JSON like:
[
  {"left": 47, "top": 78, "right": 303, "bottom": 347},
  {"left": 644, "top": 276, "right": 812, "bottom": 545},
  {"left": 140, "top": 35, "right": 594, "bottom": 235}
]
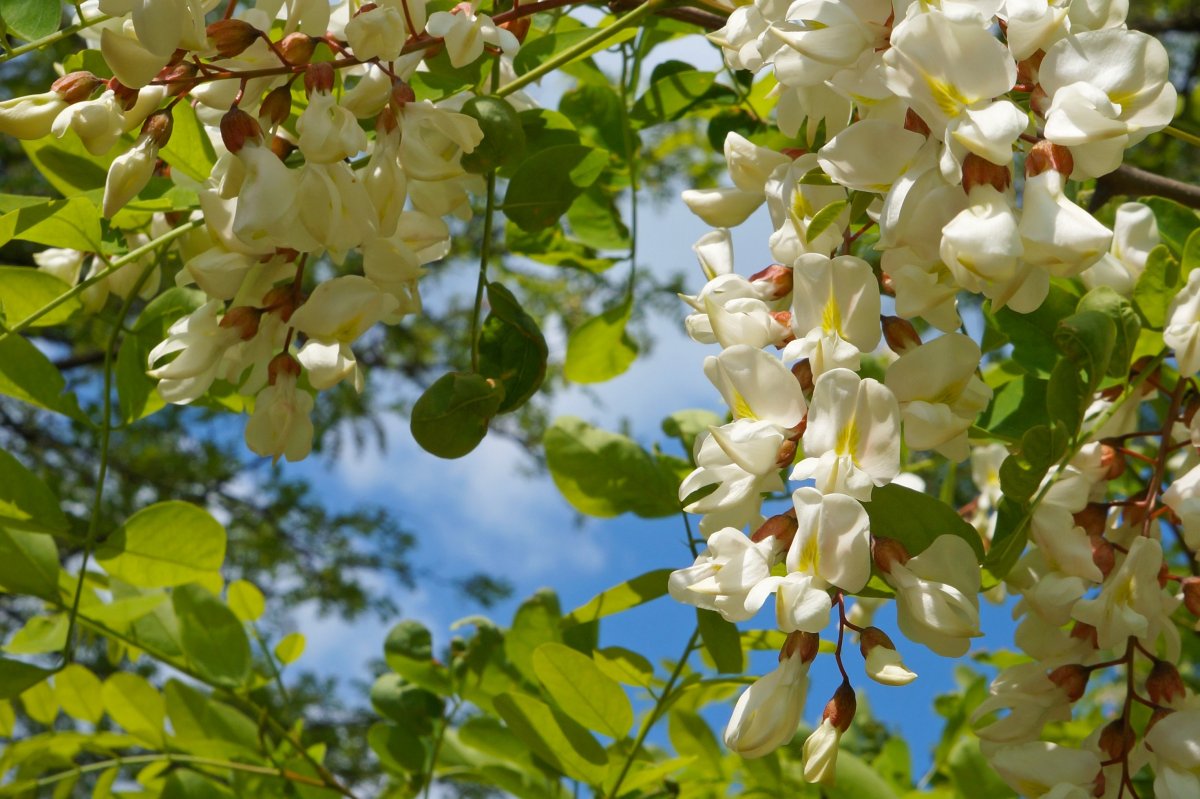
[
  {"left": 369, "top": 674, "right": 442, "bottom": 730},
  {"left": 563, "top": 295, "right": 638, "bottom": 384},
  {"left": 493, "top": 692, "right": 610, "bottom": 784},
  {"left": 4, "top": 614, "right": 66, "bottom": 654},
  {"left": 506, "top": 589, "right": 563, "bottom": 683},
  {"left": 978, "top": 375, "right": 1048, "bottom": 441},
  {"left": 983, "top": 497, "right": 1030, "bottom": 584},
  {"left": 21, "top": 133, "right": 113, "bottom": 196},
  {"left": 369, "top": 721, "right": 428, "bottom": 773},
  {"left": 102, "top": 672, "right": 165, "bottom": 745},
  {"left": 458, "top": 715, "right": 541, "bottom": 771},
  {"left": 506, "top": 221, "right": 615, "bottom": 273},
  {"left": 667, "top": 710, "right": 724, "bottom": 779},
  {"left": 0, "top": 658, "right": 54, "bottom": 700},
  {"left": 1132, "top": 244, "right": 1181, "bottom": 330},
  {"left": 561, "top": 568, "right": 672, "bottom": 627},
  {"left": 173, "top": 584, "right": 252, "bottom": 688},
  {"left": 1053, "top": 309, "right": 1116, "bottom": 381},
  {"left": 161, "top": 771, "right": 236, "bottom": 799},
  {"left": 1076, "top": 286, "right": 1140, "bottom": 378},
  {"left": 806, "top": 199, "right": 849, "bottom": 243},
  {"left": 511, "top": 109, "right": 581, "bottom": 159},
  {"left": 826, "top": 750, "right": 902, "bottom": 799},
  {"left": 384, "top": 620, "right": 453, "bottom": 695},
  {"left": 696, "top": 609, "right": 743, "bottom": 673},
  {"left": 18, "top": 675, "right": 57, "bottom": 724},
  {"left": 661, "top": 409, "right": 722, "bottom": 456},
  {"left": 226, "top": 579, "right": 265, "bottom": 623},
  {"left": 567, "top": 188, "right": 631, "bottom": 251},
  {"left": 159, "top": 102, "right": 218, "bottom": 183},
  {"left": 0, "top": 0, "right": 60, "bottom": 41},
  {"left": 558, "top": 83, "right": 629, "bottom": 158},
  {"left": 864, "top": 483, "right": 985, "bottom": 561},
  {"left": 117, "top": 287, "right": 206, "bottom": 424},
  {"left": 409, "top": 371, "right": 504, "bottom": 459},
  {"left": 0, "top": 196, "right": 103, "bottom": 252},
  {"left": 0, "top": 267, "right": 80, "bottom": 327},
  {"left": 532, "top": 643, "right": 633, "bottom": 739},
  {"left": 55, "top": 664, "right": 104, "bottom": 724},
  {"left": 997, "top": 424, "right": 1068, "bottom": 504},
  {"left": 630, "top": 69, "right": 734, "bottom": 126},
  {"left": 946, "top": 736, "right": 1014, "bottom": 799},
  {"left": 97, "top": 501, "right": 226, "bottom": 588},
  {"left": 1046, "top": 359, "right": 1087, "bottom": 440},
  {"left": 504, "top": 144, "right": 609, "bottom": 232},
  {"left": 0, "top": 334, "right": 87, "bottom": 420},
  {"left": 273, "top": 632, "right": 305, "bottom": 664},
  {"left": 544, "top": 417, "right": 680, "bottom": 518},
  {"left": 593, "top": 646, "right": 654, "bottom": 688},
  {"left": 1182, "top": 227, "right": 1200, "bottom": 280},
  {"left": 989, "top": 283, "right": 1081, "bottom": 377},
  {"left": 0, "top": 529, "right": 60, "bottom": 600},
  {"left": 478, "top": 283, "right": 548, "bottom": 414},
  {"left": 1142, "top": 195, "right": 1200, "bottom": 257},
  {"left": 0, "top": 447, "right": 69, "bottom": 534}
]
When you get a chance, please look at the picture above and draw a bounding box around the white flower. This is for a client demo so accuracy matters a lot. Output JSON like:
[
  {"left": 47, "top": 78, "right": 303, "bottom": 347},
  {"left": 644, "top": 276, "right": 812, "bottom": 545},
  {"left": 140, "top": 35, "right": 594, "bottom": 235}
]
[
  {"left": 33, "top": 248, "right": 86, "bottom": 286},
  {"left": 703, "top": 344, "right": 807, "bottom": 429},
  {"left": 1071, "top": 536, "right": 1173, "bottom": 652},
  {"left": 147, "top": 300, "right": 243, "bottom": 404},
  {"left": 345, "top": 4, "right": 408, "bottom": 62},
  {"left": 680, "top": 433, "right": 783, "bottom": 535},
  {"left": 289, "top": 276, "right": 399, "bottom": 346},
  {"left": 724, "top": 634, "right": 812, "bottom": 758},
  {"left": 973, "top": 662, "right": 1076, "bottom": 743},
  {"left": 52, "top": 90, "right": 125, "bottom": 156},
  {"left": 682, "top": 133, "right": 792, "bottom": 228},
  {"left": 1145, "top": 710, "right": 1200, "bottom": 799},
  {"left": 180, "top": 248, "right": 256, "bottom": 300},
  {"left": 295, "top": 162, "right": 378, "bottom": 259},
  {"left": 397, "top": 100, "right": 484, "bottom": 182},
  {"left": 1018, "top": 169, "right": 1113, "bottom": 278},
  {"left": 859, "top": 628, "right": 918, "bottom": 686},
  {"left": 0, "top": 92, "right": 69, "bottom": 139},
  {"left": 103, "top": 136, "right": 158, "bottom": 218},
  {"left": 990, "top": 741, "right": 1102, "bottom": 798},
  {"left": 1081, "top": 202, "right": 1160, "bottom": 295},
  {"left": 297, "top": 90, "right": 369, "bottom": 164},
  {"left": 885, "top": 535, "right": 982, "bottom": 657},
  {"left": 787, "top": 487, "right": 871, "bottom": 593},
  {"left": 1165, "top": 270, "right": 1200, "bottom": 377},
  {"left": 245, "top": 365, "right": 315, "bottom": 463},
  {"left": 817, "top": 118, "right": 928, "bottom": 193},
  {"left": 802, "top": 718, "right": 843, "bottom": 784},
  {"left": 784, "top": 253, "right": 881, "bottom": 375},
  {"left": 425, "top": 3, "right": 519, "bottom": 69},
  {"left": 667, "top": 528, "right": 780, "bottom": 622}
]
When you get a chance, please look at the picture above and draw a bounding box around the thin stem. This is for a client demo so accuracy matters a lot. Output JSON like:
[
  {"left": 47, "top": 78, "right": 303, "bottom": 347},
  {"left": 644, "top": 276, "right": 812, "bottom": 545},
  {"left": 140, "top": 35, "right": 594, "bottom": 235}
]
[
  {"left": 0, "top": 219, "right": 203, "bottom": 345},
  {"left": 422, "top": 698, "right": 461, "bottom": 799},
  {"left": 1141, "top": 373, "right": 1188, "bottom": 537},
  {"left": 496, "top": 0, "right": 669, "bottom": 99},
  {"left": 605, "top": 627, "right": 701, "bottom": 799},
  {"left": 0, "top": 14, "right": 112, "bottom": 63},
  {"left": 61, "top": 256, "right": 158, "bottom": 664},
  {"left": 1165, "top": 124, "right": 1200, "bottom": 148},
  {"left": 251, "top": 626, "right": 293, "bottom": 708},
  {"left": 470, "top": 170, "right": 498, "bottom": 372}
]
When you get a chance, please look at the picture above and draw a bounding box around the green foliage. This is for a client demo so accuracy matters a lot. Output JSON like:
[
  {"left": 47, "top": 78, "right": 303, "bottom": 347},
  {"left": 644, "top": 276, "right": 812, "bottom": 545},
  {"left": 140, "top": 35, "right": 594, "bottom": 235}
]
[
  {"left": 477, "top": 281, "right": 548, "bottom": 413},
  {"left": 564, "top": 294, "right": 638, "bottom": 383},
  {"left": 0, "top": 0, "right": 59, "bottom": 41},
  {"left": 97, "top": 501, "right": 226, "bottom": 589},
  {"left": 410, "top": 371, "right": 505, "bottom": 458}
]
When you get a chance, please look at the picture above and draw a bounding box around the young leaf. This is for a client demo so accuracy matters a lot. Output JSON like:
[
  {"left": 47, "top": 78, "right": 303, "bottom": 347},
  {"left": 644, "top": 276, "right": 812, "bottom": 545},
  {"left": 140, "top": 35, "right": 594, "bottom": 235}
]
[
  {"left": 96, "top": 501, "right": 227, "bottom": 588},
  {"left": 0, "top": 447, "right": 69, "bottom": 534},
  {"left": 102, "top": 672, "right": 165, "bottom": 745},
  {"left": 0, "top": 529, "right": 61, "bottom": 601},
  {"left": 563, "top": 295, "right": 638, "bottom": 384},
  {"left": 506, "top": 589, "right": 563, "bottom": 683},
  {"left": 55, "top": 664, "right": 104, "bottom": 724},
  {"left": 0, "top": 267, "right": 79, "bottom": 327},
  {"left": 492, "top": 691, "right": 610, "bottom": 784},
  {"left": 273, "top": 632, "right": 305, "bottom": 664},
  {"left": 561, "top": 569, "right": 672, "bottom": 627},
  {"left": 173, "top": 584, "right": 252, "bottom": 688},
  {"left": 226, "top": 579, "right": 265, "bottom": 623},
  {"left": 0, "top": 334, "right": 87, "bottom": 420},
  {"left": 0, "top": 658, "right": 55, "bottom": 700},
  {"left": 806, "top": 199, "right": 849, "bottom": 243},
  {"left": 532, "top": 642, "right": 634, "bottom": 739},
  {"left": 1132, "top": 244, "right": 1181, "bottom": 329}
]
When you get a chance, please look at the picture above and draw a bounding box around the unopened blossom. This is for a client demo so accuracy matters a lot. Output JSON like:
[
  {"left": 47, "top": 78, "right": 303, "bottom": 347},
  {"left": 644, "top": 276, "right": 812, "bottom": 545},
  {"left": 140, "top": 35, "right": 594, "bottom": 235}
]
[
  {"left": 885, "top": 332, "right": 991, "bottom": 461},
  {"left": 785, "top": 254, "right": 881, "bottom": 375},
  {"left": 990, "top": 741, "right": 1102, "bottom": 798},
  {"left": 1029, "top": 465, "right": 1103, "bottom": 582},
  {"left": 425, "top": 2, "right": 519, "bottom": 69},
  {"left": 245, "top": 357, "right": 315, "bottom": 463},
  {"left": 33, "top": 248, "right": 86, "bottom": 286},
  {"left": 693, "top": 229, "right": 734, "bottom": 280},
  {"left": 103, "top": 136, "right": 158, "bottom": 217},
  {"left": 668, "top": 527, "right": 781, "bottom": 622},
  {"left": 682, "top": 133, "right": 791, "bottom": 228},
  {"left": 0, "top": 92, "right": 71, "bottom": 140},
  {"left": 1081, "top": 202, "right": 1160, "bottom": 294},
  {"left": 180, "top": 248, "right": 257, "bottom": 300},
  {"left": 860, "top": 627, "right": 917, "bottom": 686},
  {"left": 707, "top": 419, "right": 790, "bottom": 477},
  {"left": 1165, "top": 269, "right": 1200, "bottom": 377},
  {"left": 99, "top": 24, "right": 175, "bottom": 89},
  {"left": 724, "top": 632, "right": 815, "bottom": 757},
  {"left": 802, "top": 682, "right": 855, "bottom": 784},
  {"left": 1004, "top": 0, "right": 1072, "bottom": 61},
  {"left": 973, "top": 662, "right": 1078, "bottom": 743},
  {"left": 883, "top": 535, "right": 982, "bottom": 657},
  {"left": 792, "top": 368, "right": 900, "bottom": 501}
]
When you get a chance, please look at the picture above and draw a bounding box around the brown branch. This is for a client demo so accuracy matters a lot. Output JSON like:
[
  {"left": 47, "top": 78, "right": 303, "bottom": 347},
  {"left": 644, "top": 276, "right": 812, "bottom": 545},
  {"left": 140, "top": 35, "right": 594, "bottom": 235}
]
[{"left": 1092, "top": 163, "right": 1200, "bottom": 211}]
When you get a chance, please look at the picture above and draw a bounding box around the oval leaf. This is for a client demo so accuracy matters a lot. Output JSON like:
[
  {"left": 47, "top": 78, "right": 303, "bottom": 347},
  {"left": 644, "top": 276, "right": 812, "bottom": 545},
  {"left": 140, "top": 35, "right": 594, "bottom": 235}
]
[
  {"left": 532, "top": 642, "right": 633, "bottom": 739},
  {"left": 563, "top": 295, "right": 638, "bottom": 384},
  {"left": 97, "top": 501, "right": 226, "bottom": 588},
  {"left": 410, "top": 371, "right": 504, "bottom": 459}
]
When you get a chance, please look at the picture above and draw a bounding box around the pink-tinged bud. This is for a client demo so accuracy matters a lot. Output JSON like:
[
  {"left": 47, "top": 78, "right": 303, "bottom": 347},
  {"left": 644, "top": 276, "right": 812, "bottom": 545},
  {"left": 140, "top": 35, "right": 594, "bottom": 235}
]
[
  {"left": 501, "top": 15, "right": 531, "bottom": 43},
  {"left": 781, "top": 630, "right": 820, "bottom": 664},
  {"left": 1026, "top": 139, "right": 1074, "bottom": 178},
  {"left": 1074, "top": 504, "right": 1108, "bottom": 537},
  {"left": 961, "top": 153, "right": 1012, "bottom": 194},
  {"left": 880, "top": 272, "right": 896, "bottom": 296},
  {"left": 1147, "top": 660, "right": 1186, "bottom": 706},
  {"left": 1098, "top": 443, "right": 1126, "bottom": 481},
  {"left": 262, "top": 285, "right": 300, "bottom": 322},
  {"left": 822, "top": 682, "right": 857, "bottom": 732},
  {"left": 1071, "top": 621, "right": 1099, "bottom": 648},
  {"left": 872, "top": 536, "right": 910, "bottom": 574},
  {"left": 260, "top": 86, "right": 293, "bottom": 128},
  {"left": 157, "top": 62, "right": 198, "bottom": 96},
  {"left": 391, "top": 81, "right": 416, "bottom": 107},
  {"left": 220, "top": 107, "right": 263, "bottom": 153},
  {"left": 1182, "top": 577, "right": 1200, "bottom": 616},
  {"left": 1030, "top": 85, "right": 1050, "bottom": 117},
  {"left": 452, "top": 1, "right": 473, "bottom": 12},
  {"left": 752, "top": 511, "right": 799, "bottom": 549},
  {"left": 775, "top": 438, "right": 798, "bottom": 470},
  {"left": 780, "top": 147, "right": 807, "bottom": 160},
  {"left": 770, "top": 310, "right": 794, "bottom": 329},
  {"left": 1098, "top": 719, "right": 1135, "bottom": 761},
  {"left": 207, "top": 19, "right": 262, "bottom": 59},
  {"left": 51, "top": 71, "right": 104, "bottom": 103},
  {"left": 881, "top": 315, "right": 921, "bottom": 354},
  {"left": 792, "top": 359, "right": 814, "bottom": 394},
  {"left": 858, "top": 626, "right": 896, "bottom": 657},
  {"left": 109, "top": 79, "right": 140, "bottom": 111},
  {"left": 1089, "top": 534, "right": 1115, "bottom": 579},
  {"left": 903, "top": 108, "right": 930, "bottom": 137},
  {"left": 220, "top": 306, "right": 262, "bottom": 340},
  {"left": 749, "top": 263, "right": 794, "bottom": 300},
  {"left": 1048, "top": 664, "right": 1090, "bottom": 702},
  {"left": 304, "top": 62, "right": 335, "bottom": 96},
  {"left": 267, "top": 352, "right": 302, "bottom": 386},
  {"left": 279, "top": 32, "right": 316, "bottom": 65},
  {"left": 141, "top": 112, "right": 173, "bottom": 150},
  {"left": 354, "top": 1, "right": 379, "bottom": 13}
]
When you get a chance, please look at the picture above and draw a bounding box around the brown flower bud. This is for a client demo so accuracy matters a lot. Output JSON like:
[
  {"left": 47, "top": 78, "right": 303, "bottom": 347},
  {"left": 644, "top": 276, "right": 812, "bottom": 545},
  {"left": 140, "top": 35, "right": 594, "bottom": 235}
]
[
  {"left": 1145, "top": 707, "right": 1175, "bottom": 738},
  {"left": 1074, "top": 503, "right": 1108, "bottom": 537},
  {"left": 260, "top": 86, "right": 293, "bottom": 128},
  {"left": 822, "top": 681, "right": 857, "bottom": 732},
  {"left": 109, "top": 79, "right": 141, "bottom": 110},
  {"left": 1147, "top": 659, "right": 1186, "bottom": 706},
  {"left": 751, "top": 510, "right": 799, "bottom": 549},
  {"left": 157, "top": 61, "right": 198, "bottom": 96},
  {"left": 220, "top": 107, "right": 263, "bottom": 153},
  {"left": 207, "top": 19, "right": 262, "bottom": 58},
  {"left": 1182, "top": 577, "right": 1200, "bottom": 616},
  {"left": 141, "top": 111, "right": 174, "bottom": 149},
  {"left": 859, "top": 626, "right": 897, "bottom": 658},
  {"left": 1030, "top": 84, "right": 1049, "bottom": 117},
  {"left": 780, "top": 147, "right": 807, "bottom": 160},
  {"left": 391, "top": 80, "right": 416, "bottom": 107},
  {"left": 279, "top": 32, "right": 316, "bottom": 65},
  {"left": 961, "top": 153, "right": 1012, "bottom": 194},
  {"left": 792, "top": 359, "right": 814, "bottom": 394},
  {"left": 770, "top": 310, "right": 794, "bottom": 330},
  {"left": 1091, "top": 771, "right": 1106, "bottom": 799},
  {"left": 749, "top": 263, "right": 794, "bottom": 300},
  {"left": 501, "top": 15, "right": 532, "bottom": 43},
  {"left": 219, "top": 306, "right": 262, "bottom": 340},
  {"left": 376, "top": 105, "right": 399, "bottom": 134},
  {"left": 267, "top": 352, "right": 302, "bottom": 386},
  {"left": 872, "top": 536, "right": 911, "bottom": 574},
  {"left": 781, "top": 630, "right": 820, "bottom": 664},
  {"left": 775, "top": 438, "right": 798, "bottom": 469},
  {"left": 882, "top": 315, "right": 921, "bottom": 354},
  {"left": 1026, "top": 139, "right": 1074, "bottom": 178},
  {"left": 269, "top": 135, "right": 297, "bottom": 161},
  {"left": 880, "top": 271, "right": 896, "bottom": 296},
  {"left": 262, "top": 285, "right": 299, "bottom": 322},
  {"left": 1070, "top": 621, "right": 1099, "bottom": 648},
  {"left": 354, "top": 1, "right": 379, "bottom": 13},
  {"left": 1098, "top": 443, "right": 1126, "bottom": 481},
  {"left": 51, "top": 71, "right": 104, "bottom": 103},
  {"left": 1048, "top": 664, "right": 1090, "bottom": 702},
  {"left": 1098, "top": 719, "right": 1135, "bottom": 761},
  {"left": 1016, "top": 50, "right": 1046, "bottom": 87},
  {"left": 903, "top": 108, "right": 930, "bottom": 137},
  {"left": 1089, "top": 534, "right": 1115, "bottom": 579},
  {"left": 304, "top": 62, "right": 335, "bottom": 96}
]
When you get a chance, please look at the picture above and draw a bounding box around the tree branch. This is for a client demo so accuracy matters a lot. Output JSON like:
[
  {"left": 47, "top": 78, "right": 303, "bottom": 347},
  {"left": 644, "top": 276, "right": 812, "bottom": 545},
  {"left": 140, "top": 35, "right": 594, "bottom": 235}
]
[{"left": 1092, "top": 163, "right": 1200, "bottom": 211}]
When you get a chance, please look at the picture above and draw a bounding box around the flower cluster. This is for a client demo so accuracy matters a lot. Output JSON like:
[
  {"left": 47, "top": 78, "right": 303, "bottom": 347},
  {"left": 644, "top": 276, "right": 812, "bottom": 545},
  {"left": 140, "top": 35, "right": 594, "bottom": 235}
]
[
  {"left": 670, "top": 0, "right": 1195, "bottom": 792},
  {"left": 0, "top": 0, "right": 529, "bottom": 461}
]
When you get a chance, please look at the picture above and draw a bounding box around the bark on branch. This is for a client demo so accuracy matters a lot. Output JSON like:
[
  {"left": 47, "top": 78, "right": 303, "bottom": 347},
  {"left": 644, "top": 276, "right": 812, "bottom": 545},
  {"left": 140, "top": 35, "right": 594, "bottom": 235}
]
[{"left": 1092, "top": 163, "right": 1200, "bottom": 211}]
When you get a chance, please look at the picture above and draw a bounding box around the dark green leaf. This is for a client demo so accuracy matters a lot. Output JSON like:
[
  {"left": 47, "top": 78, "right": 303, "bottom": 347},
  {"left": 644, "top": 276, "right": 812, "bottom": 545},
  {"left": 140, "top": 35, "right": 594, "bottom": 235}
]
[
  {"left": 410, "top": 371, "right": 504, "bottom": 459},
  {"left": 504, "top": 145, "right": 609, "bottom": 232},
  {"left": 369, "top": 721, "right": 428, "bottom": 773},
  {"left": 0, "top": 334, "right": 87, "bottom": 420},
  {"left": 0, "top": 0, "right": 60, "bottom": 41},
  {"left": 989, "top": 282, "right": 1081, "bottom": 377},
  {"left": 559, "top": 83, "right": 629, "bottom": 157},
  {"left": 864, "top": 483, "right": 985, "bottom": 560},
  {"left": 1045, "top": 358, "right": 1088, "bottom": 440},
  {"left": 567, "top": 187, "right": 631, "bottom": 251},
  {"left": 983, "top": 497, "right": 1028, "bottom": 585},
  {"left": 978, "top": 375, "right": 1048, "bottom": 441},
  {"left": 1053, "top": 309, "right": 1116, "bottom": 381},
  {"left": 1132, "top": 244, "right": 1181, "bottom": 330},
  {"left": 1076, "top": 286, "right": 1140, "bottom": 377},
  {"left": 369, "top": 674, "right": 442, "bottom": 731},
  {"left": 630, "top": 69, "right": 734, "bottom": 126},
  {"left": 384, "top": 620, "right": 453, "bottom": 695},
  {"left": 0, "top": 658, "right": 54, "bottom": 700},
  {"left": 505, "top": 221, "right": 615, "bottom": 273}
]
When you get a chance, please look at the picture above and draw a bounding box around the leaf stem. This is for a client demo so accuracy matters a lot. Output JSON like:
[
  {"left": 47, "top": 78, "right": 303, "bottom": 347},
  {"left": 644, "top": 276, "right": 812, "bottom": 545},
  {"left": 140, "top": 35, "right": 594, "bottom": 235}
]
[
  {"left": 470, "top": 170, "right": 498, "bottom": 373},
  {"left": 0, "top": 14, "right": 112, "bottom": 63},
  {"left": 1164, "top": 124, "right": 1200, "bottom": 148}
]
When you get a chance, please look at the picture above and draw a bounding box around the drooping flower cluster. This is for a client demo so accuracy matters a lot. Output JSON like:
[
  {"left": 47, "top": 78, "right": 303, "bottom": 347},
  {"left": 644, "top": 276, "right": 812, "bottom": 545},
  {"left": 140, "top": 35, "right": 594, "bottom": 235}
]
[
  {"left": 1, "top": 0, "right": 530, "bottom": 462},
  {"left": 670, "top": 0, "right": 1194, "bottom": 791}
]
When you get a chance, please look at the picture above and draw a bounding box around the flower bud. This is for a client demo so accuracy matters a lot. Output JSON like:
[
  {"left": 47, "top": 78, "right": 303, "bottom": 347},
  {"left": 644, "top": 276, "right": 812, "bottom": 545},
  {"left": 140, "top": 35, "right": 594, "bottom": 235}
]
[
  {"left": 1030, "top": 84, "right": 1049, "bottom": 117},
  {"left": 142, "top": 111, "right": 173, "bottom": 149},
  {"left": 267, "top": 352, "right": 302, "bottom": 385},
  {"left": 748, "top": 264, "right": 793, "bottom": 300},
  {"left": 52, "top": 71, "right": 104, "bottom": 103},
  {"left": 259, "top": 86, "right": 293, "bottom": 128},
  {"left": 1070, "top": 621, "right": 1099, "bottom": 648},
  {"left": 207, "top": 19, "right": 262, "bottom": 59},
  {"left": 1089, "top": 534, "right": 1115, "bottom": 579},
  {"left": 1145, "top": 707, "right": 1174, "bottom": 737},
  {"left": 279, "top": 32, "right": 316, "bottom": 65},
  {"left": 391, "top": 80, "right": 416, "bottom": 107},
  {"left": 501, "top": 15, "right": 531, "bottom": 43},
  {"left": 961, "top": 153, "right": 1012, "bottom": 193},
  {"left": 872, "top": 536, "right": 910, "bottom": 574},
  {"left": 1182, "top": 577, "right": 1200, "bottom": 616},
  {"left": 1074, "top": 503, "right": 1108, "bottom": 537},
  {"left": 304, "top": 62, "right": 335, "bottom": 96},
  {"left": 781, "top": 629, "right": 819, "bottom": 664},
  {"left": 262, "top": 285, "right": 300, "bottom": 322},
  {"left": 860, "top": 627, "right": 917, "bottom": 686},
  {"left": 1098, "top": 719, "right": 1134, "bottom": 761},
  {"left": 751, "top": 511, "right": 798, "bottom": 549},
  {"left": 1016, "top": 51, "right": 1045, "bottom": 88},
  {"left": 776, "top": 438, "right": 798, "bottom": 469},
  {"left": 269, "top": 135, "right": 297, "bottom": 161},
  {"left": 219, "top": 305, "right": 262, "bottom": 340},
  {"left": 220, "top": 107, "right": 263, "bottom": 153},
  {"left": 1048, "top": 664, "right": 1090, "bottom": 702},
  {"left": 823, "top": 681, "right": 857, "bottom": 732},
  {"left": 881, "top": 315, "right": 921, "bottom": 354},
  {"left": 376, "top": 105, "right": 398, "bottom": 134},
  {"left": 880, "top": 271, "right": 895, "bottom": 297},
  {"left": 109, "top": 79, "right": 141, "bottom": 111},
  {"left": 1098, "top": 443, "right": 1126, "bottom": 480},
  {"left": 1025, "top": 139, "right": 1074, "bottom": 178},
  {"left": 903, "top": 108, "right": 930, "bottom": 137},
  {"left": 1146, "top": 660, "right": 1186, "bottom": 706},
  {"left": 158, "top": 62, "right": 199, "bottom": 96},
  {"left": 792, "top": 359, "right": 814, "bottom": 394}
]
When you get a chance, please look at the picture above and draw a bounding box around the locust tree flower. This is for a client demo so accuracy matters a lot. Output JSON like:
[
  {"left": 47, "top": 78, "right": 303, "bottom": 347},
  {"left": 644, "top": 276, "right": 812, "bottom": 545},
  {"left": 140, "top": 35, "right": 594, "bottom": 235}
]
[
  {"left": 802, "top": 682, "right": 855, "bottom": 784},
  {"left": 879, "top": 535, "right": 982, "bottom": 657},
  {"left": 1072, "top": 536, "right": 1175, "bottom": 652},
  {"left": 425, "top": 2, "right": 519, "bottom": 69},
  {"left": 668, "top": 527, "right": 781, "bottom": 621},
  {"left": 703, "top": 344, "right": 807, "bottom": 429},
  {"left": 52, "top": 89, "right": 126, "bottom": 155},
  {"left": 973, "top": 662, "right": 1079, "bottom": 743},
  {"left": 397, "top": 100, "right": 484, "bottom": 182},
  {"left": 990, "top": 741, "right": 1102, "bottom": 798},
  {"left": 785, "top": 254, "right": 881, "bottom": 375},
  {"left": 345, "top": 3, "right": 408, "bottom": 62},
  {"left": 1145, "top": 710, "right": 1200, "bottom": 799},
  {"left": 787, "top": 487, "right": 871, "bottom": 593},
  {"left": 859, "top": 627, "right": 918, "bottom": 686},
  {"left": 682, "top": 133, "right": 792, "bottom": 228},
  {"left": 297, "top": 88, "right": 369, "bottom": 164},
  {"left": 724, "top": 632, "right": 816, "bottom": 758},
  {"left": 1081, "top": 202, "right": 1160, "bottom": 294},
  {"left": 245, "top": 355, "right": 315, "bottom": 463},
  {"left": 147, "top": 301, "right": 251, "bottom": 404},
  {"left": 1019, "top": 146, "right": 1113, "bottom": 277},
  {"left": 1165, "top": 269, "right": 1200, "bottom": 377}
]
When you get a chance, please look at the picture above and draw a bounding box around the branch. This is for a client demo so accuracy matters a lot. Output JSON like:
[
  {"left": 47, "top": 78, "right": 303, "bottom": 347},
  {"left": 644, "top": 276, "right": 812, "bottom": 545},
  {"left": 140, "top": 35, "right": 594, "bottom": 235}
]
[{"left": 1092, "top": 163, "right": 1200, "bottom": 210}]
